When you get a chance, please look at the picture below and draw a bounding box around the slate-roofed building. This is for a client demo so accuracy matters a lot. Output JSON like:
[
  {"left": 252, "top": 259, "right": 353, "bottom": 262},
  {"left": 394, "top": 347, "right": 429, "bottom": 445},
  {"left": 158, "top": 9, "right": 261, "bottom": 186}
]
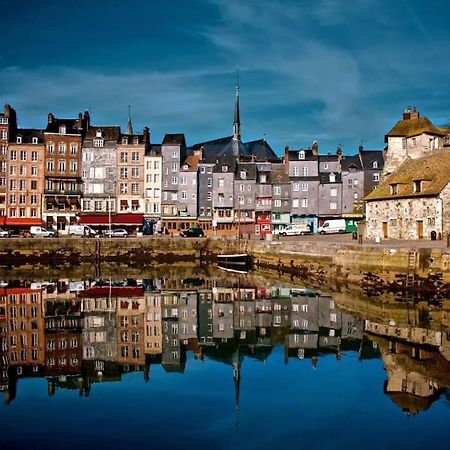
[
  {"left": 365, "top": 151, "right": 450, "bottom": 240},
  {"left": 179, "top": 154, "right": 199, "bottom": 222},
  {"left": 234, "top": 161, "right": 256, "bottom": 234},
  {"left": 270, "top": 162, "right": 291, "bottom": 233},
  {"left": 144, "top": 143, "right": 162, "bottom": 218},
  {"left": 43, "top": 112, "right": 86, "bottom": 232}
]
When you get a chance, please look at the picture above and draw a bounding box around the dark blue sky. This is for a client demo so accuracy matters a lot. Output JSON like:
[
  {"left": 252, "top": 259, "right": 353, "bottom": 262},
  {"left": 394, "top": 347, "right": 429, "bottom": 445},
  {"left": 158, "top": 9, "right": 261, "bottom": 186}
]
[{"left": 1, "top": 0, "right": 450, "bottom": 155}]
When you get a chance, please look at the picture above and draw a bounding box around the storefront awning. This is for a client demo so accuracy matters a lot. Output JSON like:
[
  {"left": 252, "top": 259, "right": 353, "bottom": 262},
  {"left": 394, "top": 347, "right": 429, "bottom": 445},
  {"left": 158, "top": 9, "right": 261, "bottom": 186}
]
[
  {"left": 6, "top": 218, "right": 43, "bottom": 226},
  {"left": 79, "top": 213, "right": 143, "bottom": 226},
  {"left": 0, "top": 216, "right": 5, "bottom": 226},
  {"left": 131, "top": 200, "right": 139, "bottom": 206}
]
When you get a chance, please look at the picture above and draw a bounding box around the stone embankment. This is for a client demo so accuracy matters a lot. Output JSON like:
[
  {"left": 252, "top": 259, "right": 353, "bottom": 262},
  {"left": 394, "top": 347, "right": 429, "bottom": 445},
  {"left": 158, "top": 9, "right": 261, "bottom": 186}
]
[{"left": 1, "top": 235, "right": 450, "bottom": 293}]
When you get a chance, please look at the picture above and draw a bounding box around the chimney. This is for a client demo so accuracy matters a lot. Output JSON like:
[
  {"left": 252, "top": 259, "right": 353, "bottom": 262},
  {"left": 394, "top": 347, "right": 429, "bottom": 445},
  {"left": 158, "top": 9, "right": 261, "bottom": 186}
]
[
  {"left": 143, "top": 126, "right": 150, "bottom": 145},
  {"left": 77, "top": 112, "right": 83, "bottom": 129},
  {"left": 48, "top": 113, "right": 55, "bottom": 124},
  {"left": 336, "top": 144, "right": 343, "bottom": 161},
  {"left": 194, "top": 146, "right": 203, "bottom": 160},
  {"left": 83, "top": 110, "right": 90, "bottom": 129},
  {"left": 312, "top": 141, "right": 318, "bottom": 156}
]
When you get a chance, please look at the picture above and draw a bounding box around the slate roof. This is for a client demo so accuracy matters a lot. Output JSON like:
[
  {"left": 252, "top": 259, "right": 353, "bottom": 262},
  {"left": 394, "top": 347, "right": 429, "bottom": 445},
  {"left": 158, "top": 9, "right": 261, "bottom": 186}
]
[
  {"left": 212, "top": 155, "right": 237, "bottom": 173},
  {"left": 162, "top": 134, "right": 186, "bottom": 146},
  {"left": 287, "top": 149, "right": 317, "bottom": 161},
  {"left": 270, "top": 163, "right": 290, "bottom": 184},
  {"left": 243, "top": 139, "right": 278, "bottom": 161},
  {"left": 235, "top": 162, "right": 257, "bottom": 180},
  {"left": 11, "top": 128, "right": 44, "bottom": 144},
  {"left": 319, "top": 172, "right": 342, "bottom": 184},
  {"left": 145, "top": 144, "right": 161, "bottom": 157},
  {"left": 85, "top": 126, "right": 121, "bottom": 142},
  {"left": 45, "top": 118, "right": 83, "bottom": 135},
  {"left": 360, "top": 150, "right": 384, "bottom": 170},
  {"left": 340, "top": 154, "right": 362, "bottom": 171},
  {"left": 385, "top": 116, "right": 445, "bottom": 141},
  {"left": 365, "top": 151, "right": 450, "bottom": 201},
  {"left": 119, "top": 133, "right": 144, "bottom": 144}
]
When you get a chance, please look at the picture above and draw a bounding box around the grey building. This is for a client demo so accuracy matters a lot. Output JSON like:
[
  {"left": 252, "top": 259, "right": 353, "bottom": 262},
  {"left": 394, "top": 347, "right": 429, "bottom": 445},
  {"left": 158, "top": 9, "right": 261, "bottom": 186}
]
[
  {"left": 234, "top": 161, "right": 256, "bottom": 232},
  {"left": 318, "top": 171, "right": 343, "bottom": 219},
  {"left": 197, "top": 161, "right": 215, "bottom": 231},
  {"left": 179, "top": 155, "right": 199, "bottom": 224},
  {"left": 213, "top": 158, "right": 236, "bottom": 232},
  {"left": 81, "top": 126, "right": 120, "bottom": 214},
  {"left": 198, "top": 290, "right": 214, "bottom": 346},
  {"left": 270, "top": 163, "right": 291, "bottom": 233}
]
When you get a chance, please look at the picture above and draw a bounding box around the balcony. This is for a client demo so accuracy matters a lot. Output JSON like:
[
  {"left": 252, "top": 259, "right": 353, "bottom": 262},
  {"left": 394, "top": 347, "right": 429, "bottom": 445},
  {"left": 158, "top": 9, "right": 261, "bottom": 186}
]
[{"left": 44, "top": 189, "right": 82, "bottom": 196}]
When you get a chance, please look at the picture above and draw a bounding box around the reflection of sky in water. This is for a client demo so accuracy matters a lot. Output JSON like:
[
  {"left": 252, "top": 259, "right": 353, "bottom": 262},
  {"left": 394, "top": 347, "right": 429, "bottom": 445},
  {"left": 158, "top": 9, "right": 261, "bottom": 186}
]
[{"left": 2, "top": 348, "right": 450, "bottom": 450}]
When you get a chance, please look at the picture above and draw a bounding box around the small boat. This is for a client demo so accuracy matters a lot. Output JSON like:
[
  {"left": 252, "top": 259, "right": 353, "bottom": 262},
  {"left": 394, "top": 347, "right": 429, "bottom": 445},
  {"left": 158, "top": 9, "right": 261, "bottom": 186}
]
[
  {"left": 218, "top": 262, "right": 250, "bottom": 274},
  {"left": 217, "top": 253, "right": 252, "bottom": 269}
]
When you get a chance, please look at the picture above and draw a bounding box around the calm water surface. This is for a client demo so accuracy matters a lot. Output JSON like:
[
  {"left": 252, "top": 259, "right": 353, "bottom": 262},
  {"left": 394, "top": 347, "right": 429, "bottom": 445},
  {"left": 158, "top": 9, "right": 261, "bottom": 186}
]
[{"left": 1, "top": 271, "right": 450, "bottom": 450}]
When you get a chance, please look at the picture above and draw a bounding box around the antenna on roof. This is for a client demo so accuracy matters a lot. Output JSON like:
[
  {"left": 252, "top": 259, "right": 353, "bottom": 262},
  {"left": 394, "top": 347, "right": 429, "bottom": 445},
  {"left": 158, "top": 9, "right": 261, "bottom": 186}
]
[{"left": 263, "top": 133, "right": 266, "bottom": 142}]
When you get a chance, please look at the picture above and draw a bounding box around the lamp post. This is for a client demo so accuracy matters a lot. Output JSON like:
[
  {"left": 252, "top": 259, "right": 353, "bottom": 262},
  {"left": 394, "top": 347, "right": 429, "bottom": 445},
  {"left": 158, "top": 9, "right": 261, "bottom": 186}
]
[{"left": 108, "top": 194, "right": 112, "bottom": 238}]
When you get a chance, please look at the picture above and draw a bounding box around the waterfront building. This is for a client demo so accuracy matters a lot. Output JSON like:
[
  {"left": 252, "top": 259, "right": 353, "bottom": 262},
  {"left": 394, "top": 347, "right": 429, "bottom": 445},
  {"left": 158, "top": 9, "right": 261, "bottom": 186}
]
[
  {"left": 0, "top": 104, "right": 17, "bottom": 220},
  {"left": 213, "top": 157, "right": 236, "bottom": 234},
  {"left": 144, "top": 289, "right": 162, "bottom": 355},
  {"left": 365, "top": 151, "right": 450, "bottom": 240},
  {"left": 234, "top": 161, "right": 256, "bottom": 235},
  {"left": 116, "top": 117, "right": 148, "bottom": 218},
  {"left": 255, "top": 162, "right": 273, "bottom": 236},
  {"left": 383, "top": 107, "right": 446, "bottom": 178},
  {"left": 6, "top": 129, "right": 45, "bottom": 232},
  {"left": 179, "top": 154, "right": 199, "bottom": 225},
  {"left": 43, "top": 113, "right": 85, "bottom": 232},
  {"left": 198, "top": 289, "right": 214, "bottom": 345},
  {"left": 197, "top": 160, "right": 215, "bottom": 233},
  {"left": 270, "top": 162, "right": 291, "bottom": 233},
  {"left": 161, "top": 133, "right": 187, "bottom": 232},
  {"left": 144, "top": 143, "right": 162, "bottom": 219}
]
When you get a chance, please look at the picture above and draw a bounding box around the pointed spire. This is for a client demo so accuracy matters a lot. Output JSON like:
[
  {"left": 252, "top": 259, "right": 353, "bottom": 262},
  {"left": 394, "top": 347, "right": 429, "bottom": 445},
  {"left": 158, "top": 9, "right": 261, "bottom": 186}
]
[
  {"left": 233, "top": 70, "right": 241, "bottom": 142},
  {"left": 127, "top": 105, "right": 133, "bottom": 135}
]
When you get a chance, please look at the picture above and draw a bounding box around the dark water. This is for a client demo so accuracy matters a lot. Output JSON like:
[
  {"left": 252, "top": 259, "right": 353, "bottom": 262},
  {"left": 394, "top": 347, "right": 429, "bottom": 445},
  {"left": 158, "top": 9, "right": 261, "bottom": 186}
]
[{"left": 1, "top": 272, "right": 450, "bottom": 450}]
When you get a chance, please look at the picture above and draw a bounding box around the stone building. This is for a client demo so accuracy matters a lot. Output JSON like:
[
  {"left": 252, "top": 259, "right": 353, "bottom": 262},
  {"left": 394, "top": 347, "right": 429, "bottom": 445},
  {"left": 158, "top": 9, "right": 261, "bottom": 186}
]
[
  {"left": 81, "top": 124, "right": 120, "bottom": 215},
  {"left": 213, "top": 157, "right": 236, "bottom": 234},
  {"left": 383, "top": 107, "right": 446, "bottom": 178},
  {"left": 43, "top": 112, "right": 85, "bottom": 232},
  {"left": 178, "top": 154, "right": 199, "bottom": 226},
  {"left": 197, "top": 161, "right": 215, "bottom": 232},
  {"left": 234, "top": 161, "right": 256, "bottom": 234},
  {"left": 6, "top": 129, "right": 45, "bottom": 231},
  {"left": 270, "top": 162, "right": 291, "bottom": 233},
  {"left": 365, "top": 151, "right": 450, "bottom": 240},
  {"left": 144, "top": 288, "right": 162, "bottom": 355}
]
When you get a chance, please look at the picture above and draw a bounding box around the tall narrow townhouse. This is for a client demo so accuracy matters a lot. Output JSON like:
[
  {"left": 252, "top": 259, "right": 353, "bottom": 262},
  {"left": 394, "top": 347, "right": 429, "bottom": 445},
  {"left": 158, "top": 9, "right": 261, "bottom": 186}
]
[
  {"left": 178, "top": 154, "right": 199, "bottom": 230},
  {"left": 7, "top": 129, "right": 45, "bottom": 232},
  {"left": 0, "top": 104, "right": 17, "bottom": 220},
  {"left": 255, "top": 162, "right": 272, "bottom": 236},
  {"left": 234, "top": 161, "right": 256, "bottom": 235},
  {"left": 80, "top": 123, "right": 120, "bottom": 227},
  {"left": 43, "top": 113, "right": 85, "bottom": 232},
  {"left": 270, "top": 163, "right": 291, "bottom": 233},
  {"left": 318, "top": 152, "right": 343, "bottom": 224},
  {"left": 213, "top": 157, "right": 236, "bottom": 235},
  {"left": 116, "top": 126, "right": 149, "bottom": 224},
  {"left": 161, "top": 134, "right": 186, "bottom": 233},
  {"left": 144, "top": 143, "right": 162, "bottom": 219},
  {"left": 197, "top": 160, "right": 214, "bottom": 234},
  {"left": 287, "top": 146, "right": 320, "bottom": 231},
  {"left": 144, "top": 288, "right": 162, "bottom": 356},
  {"left": 340, "top": 152, "right": 365, "bottom": 217}
]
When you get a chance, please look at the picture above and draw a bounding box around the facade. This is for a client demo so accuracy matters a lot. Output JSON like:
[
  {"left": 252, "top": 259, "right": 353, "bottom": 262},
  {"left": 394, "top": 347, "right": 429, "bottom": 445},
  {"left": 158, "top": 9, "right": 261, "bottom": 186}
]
[
  {"left": 179, "top": 155, "right": 199, "bottom": 223},
  {"left": 43, "top": 113, "right": 85, "bottom": 232},
  {"left": 6, "top": 130, "right": 45, "bottom": 230},
  {"left": 144, "top": 145, "right": 162, "bottom": 218},
  {"left": 144, "top": 289, "right": 162, "bottom": 355},
  {"left": 365, "top": 151, "right": 450, "bottom": 240}
]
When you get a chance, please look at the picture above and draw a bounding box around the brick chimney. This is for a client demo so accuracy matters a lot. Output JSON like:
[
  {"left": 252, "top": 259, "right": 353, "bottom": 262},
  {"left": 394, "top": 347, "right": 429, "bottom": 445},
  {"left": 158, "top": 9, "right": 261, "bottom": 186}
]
[
  {"left": 143, "top": 126, "right": 150, "bottom": 145},
  {"left": 194, "top": 146, "right": 203, "bottom": 160},
  {"left": 312, "top": 141, "right": 318, "bottom": 156},
  {"left": 48, "top": 113, "right": 55, "bottom": 124},
  {"left": 83, "top": 110, "right": 90, "bottom": 129},
  {"left": 403, "top": 106, "right": 420, "bottom": 120}
]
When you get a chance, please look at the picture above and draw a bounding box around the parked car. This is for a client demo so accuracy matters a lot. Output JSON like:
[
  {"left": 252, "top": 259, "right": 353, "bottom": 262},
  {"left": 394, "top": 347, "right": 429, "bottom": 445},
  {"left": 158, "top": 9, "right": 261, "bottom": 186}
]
[
  {"left": 180, "top": 227, "right": 204, "bottom": 238},
  {"left": 103, "top": 228, "right": 128, "bottom": 238},
  {"left": 30, "top": 226, "right": 57, "bottom": 238},
  {"left": 0, "top": 229, "right": 10, "bottom": 238}
]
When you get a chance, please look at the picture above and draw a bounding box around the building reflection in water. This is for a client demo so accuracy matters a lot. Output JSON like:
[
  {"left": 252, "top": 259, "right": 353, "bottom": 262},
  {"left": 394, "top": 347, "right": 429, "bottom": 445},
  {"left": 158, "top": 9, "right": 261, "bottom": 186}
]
[{"left": 1, "top": 277, "right": 450, "bottom": 415}]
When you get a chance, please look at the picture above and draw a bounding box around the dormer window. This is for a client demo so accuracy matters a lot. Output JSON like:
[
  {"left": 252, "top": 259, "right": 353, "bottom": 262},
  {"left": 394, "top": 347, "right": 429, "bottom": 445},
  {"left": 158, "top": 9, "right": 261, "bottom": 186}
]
[
  {"left": 133, "top": 137, "right": 139, "bottom": 145},
  {"left": 93, "top": 138, "right": 104, "bottom": 148},
  {"left": 390, "top": 184, "right": 398, "bottom": 195},
  {"left": 59, "top": 125, "right": 66, "bottom": 135},
  {"left": 260, "top": 174, "right": 267, "bottom": 183},
  {"left": 323, "top": 164, "right": 329, "bottom": 170},
  {"left": 32, "top": 137, "right": 38, "bottom": 144},
  {"left": 299, "top": 150, "right": 305, "bottom": 160},
  {"left": 95, "top": 129, "right": 102, "bottom": 138},
  {"left": 240, "top": 171, "right": 246, "bottom": 179},
  {"left": 222, "top": 165, "right": 228, "bottom": 172},
  {"left": 414, "top": 180, "right": 422, "bottom": 193},
  {"left": 16, "top": 136, "right": 22, "bottom": 144},
  {"left": 329, "top": 172, "right": 336, "bottom": 183},
  {"left": 122, "top": 137, "right": 128, "bottom": 145},
  {"left": 412, "top": 137, "right": 417, "bottom": 147},
  {"left": 183, "top": 164, "right": 188, "bottom": 170},
  {"left": 372, "top": 161, "right": 378, "bottom": 169}
]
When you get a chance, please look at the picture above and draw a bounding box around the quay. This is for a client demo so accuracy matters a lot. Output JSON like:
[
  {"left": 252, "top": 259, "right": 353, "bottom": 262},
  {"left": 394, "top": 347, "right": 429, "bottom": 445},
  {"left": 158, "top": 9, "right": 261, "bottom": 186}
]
[{"left": 1, "top": 235, "right": 450, "bottom": 293}]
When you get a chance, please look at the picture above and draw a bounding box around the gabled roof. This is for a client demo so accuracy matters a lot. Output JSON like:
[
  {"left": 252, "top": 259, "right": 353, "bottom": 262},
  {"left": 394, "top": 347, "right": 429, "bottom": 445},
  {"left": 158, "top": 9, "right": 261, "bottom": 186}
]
[
  {"left": 340, "top": 154, "right": 362, "bottom": 171},
  {"left": 386, "top": 116, "right": 445, "bottom": 141},
  {"left": 162, "top": 133, "right": 186, "bottom": 146},
  {"left": 181, "top": 155, "right": 199, "bottom": 172},
  {"left": 191, "top": 135, "right": 248, "bottom": 160},
  {"left": 365, "top": 151, "right": 450, "bottom": 201},
  {"left": 360, "top": 150, "right": 384, "bottom": 170},
  {"left": 243, "top": 139, "right": 278, "bottom": 161}
]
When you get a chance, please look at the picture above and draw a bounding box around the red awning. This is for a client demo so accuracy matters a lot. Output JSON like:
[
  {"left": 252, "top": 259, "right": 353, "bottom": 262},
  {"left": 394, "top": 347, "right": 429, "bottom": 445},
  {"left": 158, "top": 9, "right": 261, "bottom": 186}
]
[
  {"left": 6, "top": 218, "right": 43, "bottom": 226},
  {"left": 0, "top": 216, "right": 5, "bottom": 226},
  {"left": 79, "top": 214, "right": 143, "bottom": 226},
  {"left": 131, "top": 200, "right": 139, "bottom": 206},
  {"left": 120, "top": 200, "right": 128, "bottom": 206}
]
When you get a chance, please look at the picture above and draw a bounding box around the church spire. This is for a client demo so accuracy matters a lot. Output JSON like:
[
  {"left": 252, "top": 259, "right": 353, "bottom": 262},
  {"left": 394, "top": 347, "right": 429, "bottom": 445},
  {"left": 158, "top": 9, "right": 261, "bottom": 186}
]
[
  {"left": 233, "top": 70, "right": 241, "bottom": 141},
  {"left": 127, "top": 105, "right": 133, "bottom": 135}
]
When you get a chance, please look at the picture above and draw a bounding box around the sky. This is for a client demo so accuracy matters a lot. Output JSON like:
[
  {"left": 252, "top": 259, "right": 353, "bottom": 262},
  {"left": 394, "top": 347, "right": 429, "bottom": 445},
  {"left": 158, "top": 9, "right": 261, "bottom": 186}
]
[{"left": 1, "top": 0, "right": 450, "bottom": 155}]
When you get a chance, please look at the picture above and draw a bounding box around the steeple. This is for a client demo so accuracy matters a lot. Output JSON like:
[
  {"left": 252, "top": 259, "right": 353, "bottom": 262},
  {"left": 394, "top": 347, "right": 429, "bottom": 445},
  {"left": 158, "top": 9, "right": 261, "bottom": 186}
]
[
  {"left": 127, "top": 105, "right": 133, "bottom": 135},
  {"left": 233, "top": 70, "right": 241, "bottom": 142}
]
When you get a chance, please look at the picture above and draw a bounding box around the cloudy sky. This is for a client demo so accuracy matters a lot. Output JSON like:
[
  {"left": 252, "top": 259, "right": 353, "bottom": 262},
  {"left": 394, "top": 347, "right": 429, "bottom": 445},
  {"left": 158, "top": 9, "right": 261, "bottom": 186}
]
[{"left": 1, "top": 0, "right": 449, "bottom": 154}]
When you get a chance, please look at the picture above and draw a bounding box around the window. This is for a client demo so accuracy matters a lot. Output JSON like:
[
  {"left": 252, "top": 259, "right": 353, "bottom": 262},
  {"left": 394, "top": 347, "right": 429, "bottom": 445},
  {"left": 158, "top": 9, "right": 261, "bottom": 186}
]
[
  {"left": 131, "top": 183, "right": 139, "bottom": 194},
  {"left": 120, "top": 183, "right": 128, "bottom": 194},
  {"left": 20, "top": 151, "right": 26, "bottom": 161},
  {"left": 293, "top": 182, "right": 299, "bottom": 192},
  {"left": 47, "top": 160, "right": 54, "bottom": 172},
  {"left": 59, "top": 125, "right": 66, "bottom": 134},
  {"left": 240, "top": 171, "right": 246, "bottom": 179},
  {"left": 301, "top": 183, "right": 308, "bottom": 192},
  {"left": 390, "top": 184, "right": 398, "bottom": 195},
  {"left": 200, "top": 166, "right": 206, "bottom": 173},
  {"left": 172, "top": 151, "right": 178, "bottom": 158},
  {"left": 330, "top": 201, "right": 337, "bottom": 210},
  {"left": 181, "top": 191, "right": 187, "bottom": 200},
  {"left": 218, "top": 178, "right": 225, "bottom": 187},
  {"left": 31, "top": 151, "right": 38, "bottom": 161},
  {"left": 414, "top": 180, "right": 421, "bottom": 193},
  {"left": 47, "top": 143, "right": 54, "bottom": 154},
  {"left": 16, "top": 136, "right": 22, "bottom": 144},
  {"left": 120, "top": 152, "right": 128, "bottom": 163},
  {"left": 330, "top": 187, "right": 337, "bottom": 197},
  {"left": 207, "top": 177, "right": 212, "bottom": 187},
  {"left": 222, "top": 165, "right": 228, "bottom": 172},
  {"left": 302, "top": 166, "right": 308, "bottom": 176},
  {"left": 274, "top": 199, "right": 281, "bottom": 207},
  {"left": 70, "top": 161, "right": 77, "bottom": 173},
  {"left": 131, "top": 167, "right": 139, "bottom": 178},
  {"left": 273, "top": 186, "right": 281, "bottom": 195},
  {"left": 372, "top": 161, "right": 378, "bottom": 169},
  {"left": 301, "top": 198, "right": 308, "bottom": 208},
  {"left": 58, "top": 143, "right": 66, "bottom": 154},
  {"left": 180, "top": 176, "right": 187, "bottom": 185},
  {"left": 293, "top": 166, "right": 299, "bottom": 176},
  {"left": 171, "top": 163, "right": 178, "bottom": 172},
  {"left": 373, "top": 173, "right": 380, "bottom": 182},
  {"left": 412, "top": 137, "right": 416, "bottom": 147},
  {"left": 10, "top": 150, "right": 17, "bottom": 160},
  {"left": 70, "top": 144, "right": 77, "bottom": 155},
  {"left": 93, "top": 138, "right": 104, "bottom": 148},
  {"left": 58, "top": 161, "right": 66, "bottom": 172},
  {"left": 353, "top": 192, "right": 359, "bottom": 199},
  {"left": 120, "top": 168, "right": 128, "bottom": 179},
  {"left": 299, "top": 150, "right": 305, "bottom": 160},
  {"left": 171, "top": 177, "right": 178, "bottom": 185},
  {"left": 19, "top": 180, "right": 26, "bottom": 191},
  {"left": 292, "top": 198, "right": 299, "bottom": 208},
  {"left": 329, "top": 173, "right": 336, "bottom": 183},
  {"left": 132, "top": 152, "right": 139, "bottom": 162},
  {"left": 32, "top": 137, "right": 38, "bottom": 144}
]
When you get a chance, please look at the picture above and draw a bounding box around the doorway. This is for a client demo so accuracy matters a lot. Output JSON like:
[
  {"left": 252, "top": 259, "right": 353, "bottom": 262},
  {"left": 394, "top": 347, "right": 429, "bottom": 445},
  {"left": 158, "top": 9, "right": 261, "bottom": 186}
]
[{"left": 416, "top": 220, "right": 424, "bottom": 239}]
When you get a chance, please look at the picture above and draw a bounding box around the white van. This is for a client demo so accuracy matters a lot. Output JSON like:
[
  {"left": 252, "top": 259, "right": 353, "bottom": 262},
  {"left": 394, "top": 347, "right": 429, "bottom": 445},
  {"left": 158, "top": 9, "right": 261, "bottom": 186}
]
[
  {"left": 317, "top": 219, "right": 346, "bottom": 235},
  {"left": 278, "top": 223, "right": 310, "bottom": 236},
  {"left": 67, "top": 225, "right": 98, "bottom": 237},
  {"left": 30, "top": 226, "right": 57, "bottom": 238}
]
